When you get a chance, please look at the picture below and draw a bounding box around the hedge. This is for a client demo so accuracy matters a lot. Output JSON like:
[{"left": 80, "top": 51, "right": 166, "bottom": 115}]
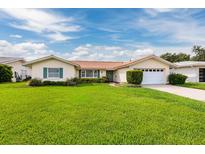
[
  {"left": 29, "top": 78, "right": 43, "bottom": 86},
  {"left": 78, "top": 77, "right": 108, "bottom": 83},
  {"left": 168, "top": 73, "right": 187, "bottom": 85},
  {"left": 0, "top": 64, "right": 13, "bottom": 82},
  {"left": 126, "top": 70, "right": 143, "bottom": 85},
  {"left": 29, "top": 77, "right": 108, "bottom": 86}
]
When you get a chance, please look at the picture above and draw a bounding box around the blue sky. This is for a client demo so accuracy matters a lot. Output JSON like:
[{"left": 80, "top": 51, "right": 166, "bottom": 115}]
[{"left": 0, "top": 8, "right": 204, "bottom": 60}]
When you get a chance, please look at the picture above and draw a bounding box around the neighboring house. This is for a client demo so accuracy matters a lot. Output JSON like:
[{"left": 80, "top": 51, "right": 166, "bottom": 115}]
[
  {"left": 171, "top": 61, "right": 205, "bottom": 82},
  {"left": 0, "top": 57, "right": 31, "bottom": 82},
  {"left": 24, "top": 54, "right": 175, "bottom": 84}
]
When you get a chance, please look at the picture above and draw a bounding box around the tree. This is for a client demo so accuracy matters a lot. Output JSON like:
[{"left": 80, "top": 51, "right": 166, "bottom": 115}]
[
  {"left": 160, "top": 52, "right": 190, "bottom": 63},
  {"left": 0, "top": 64, "right": 13, "bottom": 82},
  {"left": 192, "top": 45, "right": 205, "bottom": 61}
]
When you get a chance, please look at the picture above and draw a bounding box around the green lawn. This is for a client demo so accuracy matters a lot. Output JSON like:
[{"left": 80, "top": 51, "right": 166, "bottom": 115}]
[
  {"left": 178, "top": 82, "right": 205, "bottom": 90},
  {"left": 1, "top": 82, "right": 205, "bottom": 144}
]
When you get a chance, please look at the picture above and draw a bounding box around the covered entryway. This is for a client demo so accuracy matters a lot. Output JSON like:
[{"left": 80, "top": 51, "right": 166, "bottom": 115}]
[
  {"left": 106, "top": 70, "right": 113, "bottom": 82},
  {"left": 140, "top": 68, "right": 165, "bottom": 84}
]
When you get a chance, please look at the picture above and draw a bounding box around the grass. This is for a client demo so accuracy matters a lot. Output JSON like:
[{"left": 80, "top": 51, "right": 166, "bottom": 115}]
[
  {"left": 178, "top": 82, "right": 205, "bottom": 90},
  {"left": 1, "top": 82, "right": 205, "bottom": 144}
]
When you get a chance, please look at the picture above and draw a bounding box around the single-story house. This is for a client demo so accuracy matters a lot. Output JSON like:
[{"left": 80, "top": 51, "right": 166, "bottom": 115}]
[
  {"left": 24, "top": 54, "right": 175, "bottom": 84},
  {"left": 0, "top": 57, "right": 31, "bottom": 82},
  {"left": 171, "top": 61, "right": 205, "bottom": 82}
]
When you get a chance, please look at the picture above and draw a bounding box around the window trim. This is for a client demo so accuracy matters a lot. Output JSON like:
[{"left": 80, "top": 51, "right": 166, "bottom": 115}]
[
  {"left": 47, "top": 68, "right": 61, "bottom": 78},
  {"left": 80, "top": 69, "right": 99, "bottom": 78}
]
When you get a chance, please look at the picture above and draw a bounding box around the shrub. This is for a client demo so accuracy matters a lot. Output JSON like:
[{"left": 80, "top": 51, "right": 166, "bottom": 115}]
[
  {"left": 0, "top": 64, "right": 13, "bottom": 82},
  {"left": 65, "top": 78, "right": 77, "bottom": 86},
  {"left": 101, "top": 76, "right": 109, "bottom": 83},
  {"left": 22, "top": 76, "right": 32, "bottom": 81},
  {"left": 168, "top": 73, "right": 187, "bottom": 85},
  {"left": 67, "top": 81, "right": 77, "bottom": 86},
  {"left": 29, "top": 78, "right": 42, "bottom": 86},
  {"left": 43, "top": 81, "right": 66, "bottom": 86},
  {"left": 29, "top": 77, "right": 107, "bottom": 87},
  {"left": 70, "top": 77, "right": 79, "bottom": 83},
  {"left": 79, "top": 78, "right": 107, "bottom": 83},
  {"left": 126, "top": 70, "right": 143, "bottom": 85}
]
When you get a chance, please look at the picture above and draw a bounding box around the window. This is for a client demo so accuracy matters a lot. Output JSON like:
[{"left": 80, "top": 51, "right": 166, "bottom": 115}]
[
  {"left": 48, "top": 68, "right": 60, "bottom": 78},
  {"left": 86, "top": 70, "right": 93, "bottom": 77},
  {"left": 94, "top": 70, "right": 98, "bottom": 78},
  {"left": 81, "top": 70, "right": 86, "bottom": 78},
  {"left": 81, "top": 70, "right": 99, "bottom": 78}
]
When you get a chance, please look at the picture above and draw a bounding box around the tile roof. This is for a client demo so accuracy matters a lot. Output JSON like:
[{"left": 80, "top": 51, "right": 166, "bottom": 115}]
[
  {"left": 71, "top": 60, "right": 128, "bottom": 70},
  {"left": 0, "top": 57, "right": 24, "bottom": 64},
  {"left": 71, "top": 54, "right": 175, "bottom": 70}
]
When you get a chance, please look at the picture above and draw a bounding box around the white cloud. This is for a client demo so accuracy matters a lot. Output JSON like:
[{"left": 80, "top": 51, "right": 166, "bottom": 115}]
[
  {"left": 144, "top": 8, "right": 176, "bottom": 16},
  {"left": 67, "top": 44, "right": 154, "bottom": 61},
  {"left": 136, "top": 13, "right": 205, "bottom": 44},
  {"left": 127, "top": 43, "right": 193, "bottom": 56},
  {"left": 152, "top": 8, "right": 175, "bottom": 12},
  {"left": 0, "top": 40, "right": 56, "bottom": 60},
  {"left": 0, "top": 9, "right": 80, "bottom": 42},
  {"left": 0, "top": 39, "right": 192, "bottom": 61},
  {"left": 47, "top": 33, "right": 73, "bottom": 42},
  {"left": 9, "top": 34, "right": 22, "bottom": 38}
]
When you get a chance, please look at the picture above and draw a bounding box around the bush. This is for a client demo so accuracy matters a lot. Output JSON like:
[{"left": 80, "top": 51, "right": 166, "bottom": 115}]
[
  {"left": 126, "top": 70, "right": 143, "bottom": 85},
  {"left": 65, "top": 78, "right": 77, "bottom": 86},
  {"left": 101, "top": 76, "right": 109, "bottom": 83},
  {"left": 28, "top": 77, "right": 107, "bottom": 87},
  {"left": 78, "top": 78, "right": 108, "bottom": 83},
  {"left": 43, "top": 81, "right": 66, "bottom": 86},
  {"left": 22, "top": 76, "right": 32, "bottom": 81},
  {"left": 168, "top": 73, "right": 187, "bottom": 85},
  {"left": 29, "top": 78, "right": 42, "bottom": 86},
  {"left": 0, "top": 64, "right": 13, "bottom": 82}
]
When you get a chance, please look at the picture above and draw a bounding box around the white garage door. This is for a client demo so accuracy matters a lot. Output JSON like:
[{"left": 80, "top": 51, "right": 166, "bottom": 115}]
[{"left": 140, "top": 68, "right": 165, "bottom": 84}]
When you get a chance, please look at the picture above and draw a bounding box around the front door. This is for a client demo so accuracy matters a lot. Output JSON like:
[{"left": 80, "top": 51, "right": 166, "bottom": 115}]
[{"left": 106, "top": 71, "right": 113, "bottom": 82}]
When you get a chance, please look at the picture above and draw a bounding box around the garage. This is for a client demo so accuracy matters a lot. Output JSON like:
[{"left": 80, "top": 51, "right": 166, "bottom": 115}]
[
  {"left": 113, "top": 55, "right": 174, "bottom": 84},
  {"left": 137, "top": 68, "right": 166, "bottom": 84}
]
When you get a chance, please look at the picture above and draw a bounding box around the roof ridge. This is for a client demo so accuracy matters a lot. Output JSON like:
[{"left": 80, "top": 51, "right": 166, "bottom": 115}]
[{"left": 71, "top": 60, "right": 125, "bottom": 63}]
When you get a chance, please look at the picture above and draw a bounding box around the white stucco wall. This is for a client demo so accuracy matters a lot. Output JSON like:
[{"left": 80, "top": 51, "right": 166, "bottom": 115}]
[
  {"left": 113, "top": 67, "right": 129, "bottom": 83},
  {"left": 170, "top": 67, "right": 199, "bottom": 82},
  {"left": 113, "top": 58, "right": 170, "bottom": 83},
  {"left": 100, "top": 70, "right": 106, "bottom": 77},
  {"left": 31, "top": 59, "right": 77, "bottom": 81},
  {"left": 6, "top": 61, "right": 31, "bottom": 82}
]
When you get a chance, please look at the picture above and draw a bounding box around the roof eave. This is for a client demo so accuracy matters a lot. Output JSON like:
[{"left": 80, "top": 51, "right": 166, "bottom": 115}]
[
  {"left": 2, "top": 59, "right": 25, "bottom": 64},
  {"left": 23, "top": 55, "right": 80, "bottom": 67},
  {"left": 114, "top": 55, "right": 176, "bottom": 69}
]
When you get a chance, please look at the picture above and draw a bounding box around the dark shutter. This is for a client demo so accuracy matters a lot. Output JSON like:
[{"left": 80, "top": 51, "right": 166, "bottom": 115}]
[
  {"left": 98, "top": 70, "right": 100, "bottom": 78},
  {"left": 79, "top": 70, "right": 81, "bottom": 78},
  {"left": 43, "top": 67, "right": 47, "bottom": 78},
  {"left": 60, "top": 68, "right": 63, "bottom": 78}
]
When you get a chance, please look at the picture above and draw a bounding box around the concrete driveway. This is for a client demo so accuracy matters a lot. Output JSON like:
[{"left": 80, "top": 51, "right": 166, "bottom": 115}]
[{"left": 143, "top": 84, "right": 205, "bottom": 102}]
